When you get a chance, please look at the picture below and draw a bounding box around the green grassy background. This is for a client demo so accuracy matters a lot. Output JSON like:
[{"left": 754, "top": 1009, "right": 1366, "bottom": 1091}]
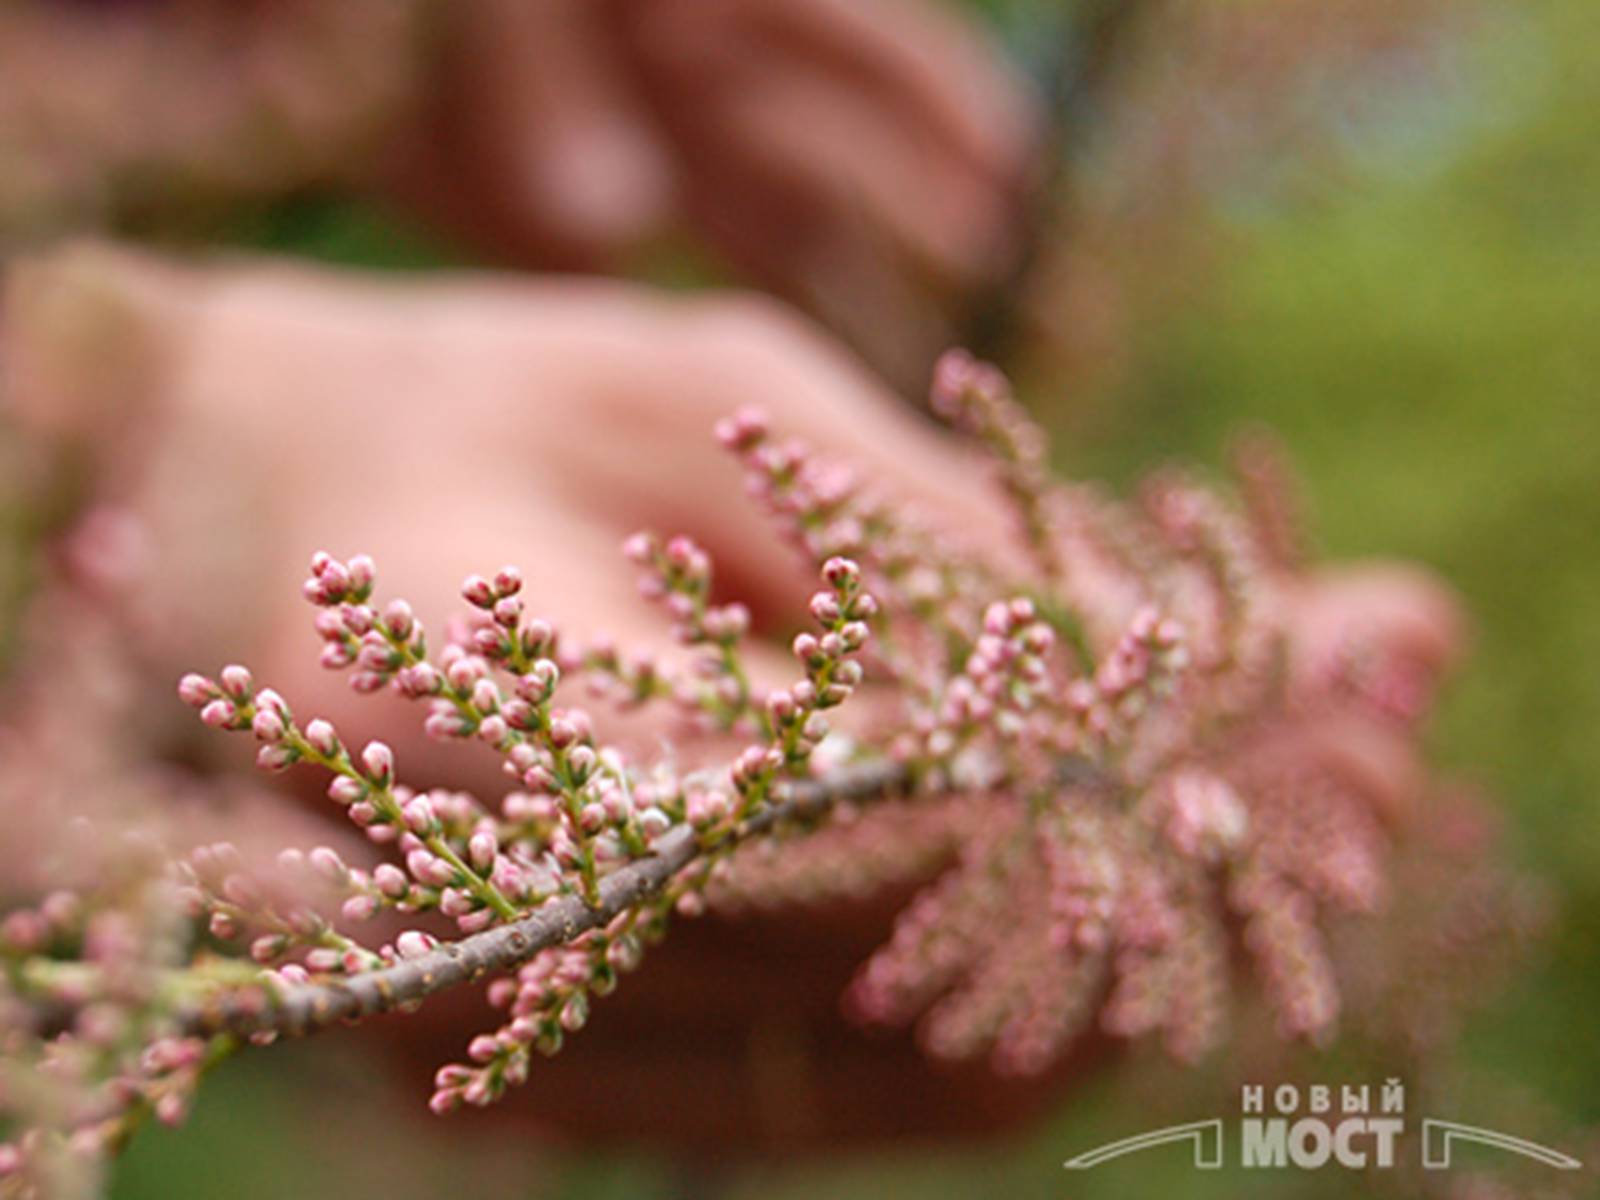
[{"left": 99, "top": 0, "right": 1599, "bottom": 1194}]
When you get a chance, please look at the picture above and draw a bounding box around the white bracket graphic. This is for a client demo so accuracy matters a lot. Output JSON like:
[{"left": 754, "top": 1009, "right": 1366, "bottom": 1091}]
[
  {"left": 1064, "top": 1119, "right": 1225, "bottom": 1170},
  {"left": 1422, "top": 1119, "right": 1583, "bottom": 1171}
]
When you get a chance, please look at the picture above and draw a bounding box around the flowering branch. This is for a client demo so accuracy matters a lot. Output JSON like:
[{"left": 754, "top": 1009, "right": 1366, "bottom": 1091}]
[
  {"left": 167, "top": 760, "right": 909, "bottom": 1041},
  {"left": 0, "top": 350, "right": 1484, "bottom": 1183}
]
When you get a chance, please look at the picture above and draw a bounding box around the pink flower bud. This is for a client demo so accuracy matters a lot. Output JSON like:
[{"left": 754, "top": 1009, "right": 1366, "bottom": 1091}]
[
  {"left": 402, "top": 796, "right": 437, "bottom": 835},
  {"left": 303, "top": 947, "right": 341, "bottom": 972},
  {"left": 1, "top": 912, "right": 45, "bottom": 952},
  {"left": 446, "top": 657, "right": 484, "bottom": 692},
  {"left": 342, "top": 894, "right": 378, "bottom": 922},
  {"left": 424, "top": 711, "right": 470, "bottom": 740},
  {"left": 208, "top": 912, "right": 238, "bottom": 940},
  {"left": 407, "top": 850, "right": 455, "bottom": 888},
  {"left": 340, "top": 603, "right": 375, "bottom": 636},
  {"left": 469, "top": 831, "right": 499, "bottom": 871},
  {"left": 356, "top": 637, "right": 395, "bottom": 672},
  {"left": 516, "top": 660, "right": 560, "bottom": 702},
  {"left": 326, "top": 776, "right": 365, "bottom": 806},
  {"left": 218, "top": 664, "right": 253, "bottom": 700},
  {"left": 221, "top": 872, "right": 262, "bottom": 908},
  {"left": 705, "top": 604, "right": 750, "bottom": 642},
  {"left": 566, "top": 745, "right": 597, "bottom": 780},
  {"left": 373, "top": 863, "right": 408, "bottom": 898},
  {"left": 819, "top": 683, "right": 852, "bottom": 707},
  {"left": 809, "top": 592, "right": 842, "bottom": 625},
  {"left": 461, "top": 574, "right": 495, "bottom": 608},
  {"left": 559, "top": 994, "right": 589, "bottom": 1032},
  {"left": 155, "top": 1092, "right": 188, "bottom": 1127},
  {"left": 199, "top": 699, "right": 237, "bottom": 729},
  {"left": 319, "top": 643, "right": 354, "bottom": 669},
  {"left": 38, "top": 892, "right": 77, "bottom": 930},
  {"left": 490, "top": 596, "right": 520, "bottom": 629},
  {"left": 177, "top": 673, "right": 217, "bottom": 708},
  {"left": 474, "top": 626, "right": 507, "bottom": 656},
  {"left": 521, "top": 619, "right": 554, "bottom": 657},
  {"left": 251, "top": 709, "right": 285, "bottom": 742},
  {"left": 621, "top": 531, "right": 656, "bottom": 564},
  {"left": 308, "top": 847, "right": 346, "bottom": 882},
  {"left": 429, "top": 1088, "right": 464, "bottom": 1116},
  {"left": 397, "top": 662, "right": 443, "bottom": 697},
  {"left": 833, "top": 660, "right": 864, "bottom": 687},
  {"left": 766, "top": 689, "right": 798, "bottom": 725},
  {"left": 361, "top": 741, "right": 395, "bottom": 784},
  {"left": 493, "top": 566, "right": 523, "bottom": 597},
  {"left": 436, "top": 1064, "right": 475, "bottom": 1090},
  {"left": 498, "top": 701, "right": 533, "bottom": 732},
  {"left": 304, "top": 719, "right": 340, "bottom": 757},
  {"left": 317, "top": 560, "right": 351, "bottom": 599},
  {"left": 458, "top": 908, "right": 496, "bottom": 934},
  {"left": 713, "top": 407, "right": 768, "bottom": 450},
  {"left": 599, "top": 788, "right": 632, "bottom": 824},
  {"left": 256, "top": 744, "right": 296, "bottom": 772},
  {"left": 822, "top": 556, "right": 860, "bottom": 590},
  {"left": 395, "top": 930, "right": 437, "bottom": 960},
  {"left": 346, "top": 554, "right": 376, "bottom": 593},
  {"left": 663, "top": 535, "right": 696, "bottom": 569},
  {"left": 250, "top": 934, "right": 288, "bottom": 963}
]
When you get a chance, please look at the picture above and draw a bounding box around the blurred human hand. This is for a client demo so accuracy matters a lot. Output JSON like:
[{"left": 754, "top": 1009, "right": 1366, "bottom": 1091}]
[
  {"left": 396, "top": 0, "right": 1040, "bottom": 384},
  {"left": 0, "top": 0, "right": 1038, "bottom": 387},
  {"left": 1, "top": 242, "right": 1021, "bottom": 791}
]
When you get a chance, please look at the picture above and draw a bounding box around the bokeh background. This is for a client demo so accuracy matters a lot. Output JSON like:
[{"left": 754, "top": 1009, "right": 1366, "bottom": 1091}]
[{"left": 1, "top": 0, "right": 1596, "bottom": 1195}]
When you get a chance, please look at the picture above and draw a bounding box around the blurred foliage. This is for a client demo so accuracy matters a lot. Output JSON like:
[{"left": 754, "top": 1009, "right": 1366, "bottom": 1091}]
[
  {"left": 218, "top": 195, "right": 466, "bottom": 273},
  {"left": 93, "top": 0, "right": 1600, "bottom": 1194}
]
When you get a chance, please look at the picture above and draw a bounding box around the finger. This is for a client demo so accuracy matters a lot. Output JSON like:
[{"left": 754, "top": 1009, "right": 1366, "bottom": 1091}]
[
  {"left": 618, "top": 0, "right": 1034, "bottom": 289},
  {"left": 727, "top": 0, "right": 1038, "bottom": 187}
]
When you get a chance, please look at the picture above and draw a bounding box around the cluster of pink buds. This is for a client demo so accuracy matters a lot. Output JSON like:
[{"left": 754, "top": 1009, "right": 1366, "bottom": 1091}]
[
  {"left": 0, "top": 720, "right": 263, "bottom": 1189},
  {"left": 166, "top": 526, "right": 886, "bottom": 1119},
  {"left": 431, "top": 912, "right": 650, "bottom": 1113},
  {"left": 1064, "top": 604, "right": 1188, "bottom": 749},
  {"left": 707, "top": 349, "right": 1475, "bottom": 1072},
  {"left": 753, "top": 557, "right": 873, "bottom": 766},
  {"left": 617, "top": 532, "right": 755, "bottom": 730}
]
